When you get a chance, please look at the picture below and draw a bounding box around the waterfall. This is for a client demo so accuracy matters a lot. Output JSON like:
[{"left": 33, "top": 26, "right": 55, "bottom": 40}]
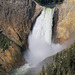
[
  {"left": 24, "top": 7, "right": 57, "bottom": 65},
  {"left": 32, "top": 7, "right": 54, "bottom": 44},
  {"left": 11, "top": 7, "right": 66, "bottom": 75}
]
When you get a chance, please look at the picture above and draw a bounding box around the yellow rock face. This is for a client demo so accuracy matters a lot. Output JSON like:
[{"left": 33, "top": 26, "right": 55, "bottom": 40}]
[
  {"left": 0, "top": 44, "right": 24, "bottom": 72},
  {"left": 56, "top": 0, "right": 75, "bottom": 42}
]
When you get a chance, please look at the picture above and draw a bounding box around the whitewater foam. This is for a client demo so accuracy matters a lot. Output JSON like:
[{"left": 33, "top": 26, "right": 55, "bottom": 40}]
[{"left": 32, "top": 7, "right": 54, "bottom": 44}]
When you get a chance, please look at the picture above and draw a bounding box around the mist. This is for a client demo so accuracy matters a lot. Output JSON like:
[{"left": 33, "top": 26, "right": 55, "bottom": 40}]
[{"left": 24, "top": 32, "right": 66, "bottom": 65}]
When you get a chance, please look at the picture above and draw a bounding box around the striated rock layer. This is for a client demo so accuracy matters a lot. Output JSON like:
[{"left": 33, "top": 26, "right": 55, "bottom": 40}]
[
  {"left": 0, "top": 0, "right": 42, "bottom": 48},
  {"left": 0, "top": 34, "right": 25, "bottom": 73},
  {"left": 0, "top": 44, "right": 24, "bottom": 72},
  {"left": 54, "top": 0, "right": 75, "bottom": 42},
  {"left": 0, "top": 0, "right": 42, "bottom": 73}
]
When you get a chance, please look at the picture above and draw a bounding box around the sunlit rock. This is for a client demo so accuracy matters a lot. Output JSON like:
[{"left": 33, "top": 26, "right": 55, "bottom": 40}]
[{"left": 54, "top": 0, "right": 75, "bottom": 42}]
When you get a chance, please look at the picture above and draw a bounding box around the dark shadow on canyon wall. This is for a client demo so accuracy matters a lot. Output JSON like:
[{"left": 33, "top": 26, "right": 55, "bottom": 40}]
[
  {"left": 34, "top": 0, "right": 64, "bottom": 6},
  {"left": 52, "top": 8, "right": 59, "bottom": 43},
  {"left": 52, "top": 1, "right": 65, "bottom": 43},
  {"left": 30, "top": 11, "right": 42, "bottom": 32}
]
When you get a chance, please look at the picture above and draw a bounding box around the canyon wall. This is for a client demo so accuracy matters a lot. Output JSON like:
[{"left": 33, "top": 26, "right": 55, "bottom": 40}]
[
  {"left": 0, "top": 0, "right": 42, "bottom": 73},
  {"left": 0, "top": 0, "right": 42, "bottom": 48},
  {"left": 54, "top": 0, "right": 75, "bottom": 42},
  {"left": 0, "top": 43, "right": 25, "bottom": 72}
]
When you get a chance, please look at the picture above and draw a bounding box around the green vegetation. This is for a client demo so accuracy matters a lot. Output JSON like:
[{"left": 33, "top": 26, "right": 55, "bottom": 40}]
[
  {"left": 34, "top": 0, "right": 64, "bottom": 5},
  {"left": 42, "top": 66, "right": 45, "bottom": 75},
  {"left": 0, "top": 66, "right": 5, "bottom": 75},
  {"left": 38, "top": 42, "right": 75, "bottom": 75},
  {"left": 0, "top": 34, "right": 12, "bottom": 51},
  {"left": 0, "top": 33, "right": 23, "bottom": 52}
]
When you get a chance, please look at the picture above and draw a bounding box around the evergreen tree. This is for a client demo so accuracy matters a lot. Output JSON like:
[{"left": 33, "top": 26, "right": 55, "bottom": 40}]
[
  {"left": 46, "top": 64, "right": 53, "bottom": 75},
  {"left": 46, "top": 64, "right": 50, "bottom": 75},
  {"left": 39, "top": 73, "right": 41, "bottom": 75},
  {"left": 42, "top": 66, "right": 45, "bottom": 75},
  {"left": 62, "top": 69, "right": 66, "bottom": 75},
  {"left": 57, "top": 69, "right": 60, "bottom": 75}
]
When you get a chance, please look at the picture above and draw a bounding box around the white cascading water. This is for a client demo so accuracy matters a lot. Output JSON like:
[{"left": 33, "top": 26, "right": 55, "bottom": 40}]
[
  {"left": 11, "top": 7, "right": 66, "bottom": 75},
  {"left": 32, "top": 7, "right": 54, "bottom": 44},
  {"left": 24, "top": 7, "right": 66, "bottom": 65},
  {"left": 24, "top": 7, "right": 56, "bottom": 64}
]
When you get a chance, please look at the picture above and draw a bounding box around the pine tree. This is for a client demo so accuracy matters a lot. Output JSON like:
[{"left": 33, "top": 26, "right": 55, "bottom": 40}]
[
  {"left": 62, "top": 69, "right": 66, "bottom": 75},
  {"left": 46, "top": 64, "right": 53, "bottom": 75},
  {"left": 57, "top": 69, "right": 60, "bottom": 75},
  {"left": 42, "top": 66, "right": 45, "bottom": 75},
  {"left": 68, "top": 70, "right": 72, "bottom": 75},
  {"left": 39, "top": 73, "right": 41, "bottom": 75},
  {"left": 46, "top": 64, "right": 50, "bottom": 75}
]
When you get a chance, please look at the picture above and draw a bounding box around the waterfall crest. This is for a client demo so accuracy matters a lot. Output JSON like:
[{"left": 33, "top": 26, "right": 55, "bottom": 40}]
[{"left": 32, "top": 7, "right": 54, "bottom": 44}]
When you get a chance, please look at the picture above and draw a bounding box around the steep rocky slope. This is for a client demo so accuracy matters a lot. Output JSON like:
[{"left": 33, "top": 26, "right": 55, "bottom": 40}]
[
  {"left": 0, "top": 34, "right": 25, "bottom": 73},
  {"left": 54, "top": 0, "right": 75, "bottom": 42},
  {"left": 0, "top": 0, "right": 42, "bottom": 48},
  {"left": 0, "top": 0, "right": 42, "bottom": 73},
  {"left": 0, "top": 43, "right": 24, "bottom": 72}
]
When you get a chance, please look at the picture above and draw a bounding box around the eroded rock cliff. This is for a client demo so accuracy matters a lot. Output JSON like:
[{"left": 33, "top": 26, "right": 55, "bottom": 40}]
[
  {"left": 54, "top": 0, "right": 75, "bottom": 42},
  {"left": 0, "top": 0, "right": 42, "bottom": 73},
  {"left": 0, "top": 0, "right": 42, "bottom": 48},
  {"left": 0, "top": 34, "right": 25, "bottom": 73},
  {"left": 0, "top": 44, "right": 24, "bottom": 72}
]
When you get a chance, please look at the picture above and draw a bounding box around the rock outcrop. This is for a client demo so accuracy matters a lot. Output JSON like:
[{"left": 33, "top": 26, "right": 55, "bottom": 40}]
[
  {"left": 0, "top": 44, "right": 24, "bottom": 72},
  {"left": 0, "top": 34, "right": 24, "bottom": 73},
  {"left": 54, "top": 0, "right": 75, "bottom": 42},
  {"left": 0, "top": 0, "right": 42, "bottom": 48}
]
